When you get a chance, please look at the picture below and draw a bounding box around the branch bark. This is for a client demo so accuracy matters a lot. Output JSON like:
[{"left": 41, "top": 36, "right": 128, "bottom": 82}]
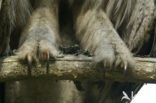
[
  {"left": 0, "top": 0, "right": 2, "bottom": 10},
  {"left": 0, "top": 55, "right": 156, "bottom": 83}
]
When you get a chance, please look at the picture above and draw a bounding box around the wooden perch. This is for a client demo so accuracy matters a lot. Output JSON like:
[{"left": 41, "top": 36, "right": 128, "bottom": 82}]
[
  {"left": 0, "top": 55, "right": 156, "bottom": 83},
  {"left": 0, "top": 0, "right": 2, "bottom": 10}
]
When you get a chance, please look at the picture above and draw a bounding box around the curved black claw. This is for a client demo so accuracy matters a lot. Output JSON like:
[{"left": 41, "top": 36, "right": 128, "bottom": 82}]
[
  {"left": 27, "top": 54, "right": 32, "bottom": 75},
  {"left": 124, "top": 61, "right": 128, "bottom": 72},
  {"left": 103, "top": 60, "right": 107, "bottom": 71},
  {"left": 103, "top": 60, "right": 111, "bottom": 70},
  {"left": 120, "top": 61, "right": 128, "bottom": 74},
  {"left": 103, "top": 60, "right": 107, "bottom": 77},
  {"left": 42, "top": 51, "right": 50, "bottom": 73},
  {"left": 46, "top": 52, "right": 50, "bottom": 73}
]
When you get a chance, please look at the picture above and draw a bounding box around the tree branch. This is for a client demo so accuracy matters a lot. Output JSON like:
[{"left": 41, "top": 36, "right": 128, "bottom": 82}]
[
  {"left": 0, "top": 0, "right": 2, "bottom": 10},
  {"left": 0, "top": 55, "right": 156, "bottom": 83}
]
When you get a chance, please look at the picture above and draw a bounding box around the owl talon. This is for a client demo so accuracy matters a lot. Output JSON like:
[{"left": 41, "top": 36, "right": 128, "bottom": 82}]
[
  {"left": 46, "top": 59, "right": 49, "bottom": 73},
  {"left": 120, "top": 61, "right": 124, "bottom": 69},
  {"left": 26, "top": 54, "right": 33, "bottom": 74},
  {"left": 46, "top": 51, "right": 50, "bottom": 73},
  {"left": 103, "top": 60, "right": 107, "bottom": 71},
  {"left": 124, "top": 61, "right": 128, "bottom": 72},
  {"left": 120, "top": 61, "right": 128, "bottom": 72},
  {"left": 103, "top": 60, "right": 111, "bottom": 70},
  {"left": 42, "top": 51, "right": 50, "bottom": 73}
]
